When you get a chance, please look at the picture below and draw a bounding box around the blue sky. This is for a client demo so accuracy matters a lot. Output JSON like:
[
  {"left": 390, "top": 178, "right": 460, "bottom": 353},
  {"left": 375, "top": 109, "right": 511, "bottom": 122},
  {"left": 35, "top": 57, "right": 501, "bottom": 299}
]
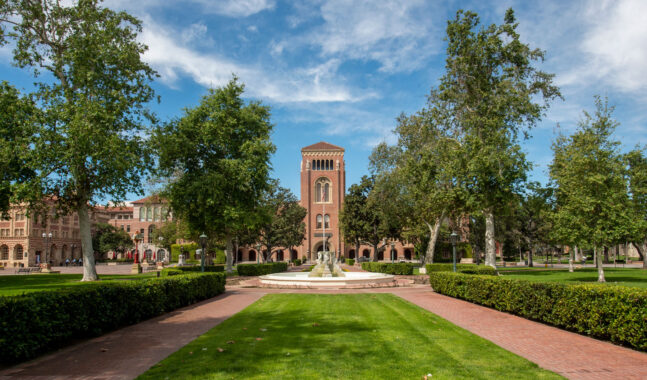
[{"left": 2, "top": 0, "right": 646, "bottom": 200}]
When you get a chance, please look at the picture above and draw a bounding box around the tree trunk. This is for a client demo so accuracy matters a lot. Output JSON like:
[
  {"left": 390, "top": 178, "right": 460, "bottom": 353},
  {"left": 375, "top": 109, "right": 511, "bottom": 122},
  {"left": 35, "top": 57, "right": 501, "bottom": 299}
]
[
  {"left": 603, "top": 246, "right": 609, "bottom": 264},
  {"left": 372, "top": 243, "right": 378, "bottom": 262},
  {"left": 484, "top": 209, "right": 497, "bottom": 268},
  {"left": 355, "top": 241, "right": 360, "bottom": 263},
  {"left": 568, "top": 246, "right": 574, "bottom": 273},
  {"left": 528, "top": 247, "right": 533, "bottom": 267},
  {"left": 595, "top": 246, "right": 606, "bottom": 282},
  {"left": 423, "top": 215, "right": 443, "bottom": 265},
  {"left": 225, "top": 237, "right": 234, "bottom": 273},
  {"left": 630, "top": 241, "right": 647, "bottom": 268},
  {"left": 78, "top": 203, "right": 98, "bottom": 281},
  {"left": 574, "top": 246, "right": 580, "bottom": 262}
]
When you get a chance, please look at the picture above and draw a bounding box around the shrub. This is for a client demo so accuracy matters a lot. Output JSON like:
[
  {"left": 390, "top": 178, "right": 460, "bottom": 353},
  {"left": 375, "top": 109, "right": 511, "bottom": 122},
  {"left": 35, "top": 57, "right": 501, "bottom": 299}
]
[
  {"left": 160, "top": 268, "right": 183, "bottom": 277},
  {"left": 236, "top": 262, "right": 288, "bottom": 276},
  {"left": 292, "top": 259, "right": 302, "bottom": 266},
  {"left": 429, "top": 272, "right": 647, "bottom": 351},
  {"left": 361, "top": 262, "right": 415, "bottom": 275},
  {"left": 170, "top": 243, "right": 199, "bottom": 262},
  {"left": 175, "top": 265, "right": 225, "bottom": 273},
  {"left": 426, "top": 263, "right": 497, "bottom": 276},
  {"left": 0, "top": 273, "right": 226, "bottom": 364},
  {"left": 346, "top": 258, "right": 355, "bottom": 266}
]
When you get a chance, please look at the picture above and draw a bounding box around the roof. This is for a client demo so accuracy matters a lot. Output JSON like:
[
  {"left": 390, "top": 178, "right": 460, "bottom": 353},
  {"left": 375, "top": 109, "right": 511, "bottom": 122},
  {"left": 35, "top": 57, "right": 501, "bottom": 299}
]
[
  {"left": 131, "top": 195, "right": 166, "bottom": 204},
  {"left": 94, "top": 206, "right": 133, "bottom": 213},
  {"left": 301, "top": 141, "right": 345, "bottom": 152}
]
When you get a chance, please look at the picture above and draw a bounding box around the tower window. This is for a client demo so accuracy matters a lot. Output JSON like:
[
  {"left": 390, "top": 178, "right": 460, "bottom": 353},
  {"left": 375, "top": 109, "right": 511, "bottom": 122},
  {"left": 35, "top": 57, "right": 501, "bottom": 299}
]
[
  {"left": 314, "top": 177, "right": 331, "bottom": 203},
  {"left": 316, "top": 214, "right": 322, "bottom": 229},
  {"left": 324, "top": 214, "right": 330, "bottom": 229}
]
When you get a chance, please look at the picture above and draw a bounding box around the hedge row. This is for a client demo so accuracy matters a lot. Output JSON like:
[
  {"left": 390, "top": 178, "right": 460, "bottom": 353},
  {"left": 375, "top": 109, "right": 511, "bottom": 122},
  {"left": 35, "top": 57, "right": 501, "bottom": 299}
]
[
  {"left": 236, "top": 262, "right": 288, "bottom": 276},
  {"left": 0, "top": 273, "right": 226, "bottom": 364},
  {"left": 346, "top": 259, "right": 355, "bottom": 266},
  {"left": 161, "top": 265, "right": 225, "bottom": 277},
  {"left": 429, "top": 272, "right": 647, "bottom": 351},
  {"left": 426, "top": 263, "right": 497, "bottom": 276},
  {"left": 361, "top": 262, "right": 415, "bottom": 275}
]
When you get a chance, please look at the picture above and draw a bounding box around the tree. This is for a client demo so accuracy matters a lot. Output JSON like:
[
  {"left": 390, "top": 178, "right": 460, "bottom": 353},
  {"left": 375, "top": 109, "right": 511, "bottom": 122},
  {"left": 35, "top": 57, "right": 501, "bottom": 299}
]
[
  {"left": 438, "top": 9, "right": 561, "bottom": 268},
  {"left": 0, "top": 1, "right": 157, "bottom": 281},
  {"left": 625, "top": 149, "right": 647, "bottom": 268},
  {"left": 0, "top": 82, "right": 37, "bottom": 218},
  {"left": 151, "top": 219, "right": 190, "bottom": 256},
  {"left": 155, "top": 78, "right": 275, "bottom": 273},
  {"left": 92, "top": 223, "right": 133, "bottom": 258},
  {"left": 256, "top": 182, "right": 306, "bottom": 262},
  {"left": 550, "top": 97, "right": 630, "bottom": 282}
]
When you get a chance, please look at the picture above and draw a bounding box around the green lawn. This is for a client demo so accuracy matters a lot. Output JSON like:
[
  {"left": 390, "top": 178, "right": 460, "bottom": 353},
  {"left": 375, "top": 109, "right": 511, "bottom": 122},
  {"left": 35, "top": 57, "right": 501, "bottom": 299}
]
[
  {"left": 139, "top": 294, "right": 561, "bottom": 380},
  {"left": 0, "top": 273, "right": 157, "bottom": 296},
  {"left": 500, "top": 268, "right": 647, "bottom": 288}
]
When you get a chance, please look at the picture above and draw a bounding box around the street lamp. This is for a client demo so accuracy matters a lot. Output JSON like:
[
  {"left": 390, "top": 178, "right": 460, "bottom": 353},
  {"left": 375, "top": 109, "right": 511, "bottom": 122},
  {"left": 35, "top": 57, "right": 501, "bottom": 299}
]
[
  {"left": 158, "top": 236, "right": 164, "bottom": 262},
  {"left": 131, "top": 232, "right": 143, "bottom": 274},
  {"left": 41, "top": 232, "right": 52, "bottom": 270},
  {"left": 256, "top": 243, "right": 261, "bottom": 264},
  {"left": 390, "top": 242, "right": 395, "bottom": 264},
  {"left": 450, "top": 231, "right": 459, "bottom": 273},
  {"left": 199, "top": 233, "right": 207, "bottom": 272}
]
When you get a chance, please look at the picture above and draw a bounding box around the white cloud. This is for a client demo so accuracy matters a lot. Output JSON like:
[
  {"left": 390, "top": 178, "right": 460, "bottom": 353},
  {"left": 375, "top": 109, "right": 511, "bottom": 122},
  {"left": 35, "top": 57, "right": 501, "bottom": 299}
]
[
  {"left": 198, "top": 0, "right": 275, "bottom": 17},
  {"left": 140, "top": 19, "right": 371, "bottom": 103}
]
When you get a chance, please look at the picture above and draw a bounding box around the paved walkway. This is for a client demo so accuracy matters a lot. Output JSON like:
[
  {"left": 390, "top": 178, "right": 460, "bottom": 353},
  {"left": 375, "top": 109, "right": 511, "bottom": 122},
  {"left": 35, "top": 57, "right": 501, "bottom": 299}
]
[{"left": 2, "top": 286, "right": 646, "bottom": 379}]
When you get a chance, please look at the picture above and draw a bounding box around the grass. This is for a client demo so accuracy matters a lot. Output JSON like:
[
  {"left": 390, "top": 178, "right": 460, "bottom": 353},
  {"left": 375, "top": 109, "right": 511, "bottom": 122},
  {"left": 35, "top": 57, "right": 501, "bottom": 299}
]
[
  {"left": 500, "top": 268, "right": 647, "bottom": 288},
  {"left": 0, "top": 273, "right": 157, "bottom": 296},
  {"left": 138, "top": 294, "right": 561, "bottom": 380}
]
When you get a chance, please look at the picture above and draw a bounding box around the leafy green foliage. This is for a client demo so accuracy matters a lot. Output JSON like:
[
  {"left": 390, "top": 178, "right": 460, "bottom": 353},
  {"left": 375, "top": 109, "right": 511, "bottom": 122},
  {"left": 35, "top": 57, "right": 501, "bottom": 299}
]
[
  {"left": 236, "top": 262, "right": 287, "bottom": 276},
  {"left": 155, "top": 78, "right": 274, "bottom": 271},
  {"left": 91, "top": 223, "right": 133, "bottom": 256},
  {"left": 361, "top": 262, "right": 416, "bottom": 275},
  {"left": 170, "top": 243, "right": 199, "bottom": 262},
  {"left": 429, "top": 272, "right": 647, "bottom": 350},
  {"left": 426, "top": 263, "right": 497, "bottom": 276},
  {"left": 345, "top": 258, "right": 355, "bottom": 265},
  {"left": 0, "top": 273, "right": 225, "bottom": 363},
  {"left": 340, "top": 176, "right": 385, "bottom": 261},
  {"left": 0, "top": 82, "right": 37, "bottom": 218}
]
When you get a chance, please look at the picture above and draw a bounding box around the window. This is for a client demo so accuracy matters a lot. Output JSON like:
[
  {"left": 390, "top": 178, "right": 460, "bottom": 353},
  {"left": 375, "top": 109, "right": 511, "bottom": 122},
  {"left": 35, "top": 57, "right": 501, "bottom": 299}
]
[
  {"left": 139, "top": 207, "right": 146, "bottom": 221},
  {"left": 314, "top": 177, "right": 332, "bottom": 203},
  {"left": 127, "top": 225, "right": 131, "bottom": 233},
  {"left": 0, "top": 245, "right": 8, "bottom": 260},
  {"left": 148, "top": 225, "right": 155, "bottom": 243},
  {"left": 324, "top": 214, "right": 330, "bottom": 229},
  {"left": 147, "top": 207, "right": 152, "bottom": 221},
  {"left": 14, "top": 245, "right": 23, "bottom": 260},
  {"left": 316, "top": 214, "right": 322, "bottom": 229},
  {"left": 118, "top": 215, "right": 123, "bottom": 220},
  {"left": 120, "top": 225, "right": 124, "bottom": 230}
]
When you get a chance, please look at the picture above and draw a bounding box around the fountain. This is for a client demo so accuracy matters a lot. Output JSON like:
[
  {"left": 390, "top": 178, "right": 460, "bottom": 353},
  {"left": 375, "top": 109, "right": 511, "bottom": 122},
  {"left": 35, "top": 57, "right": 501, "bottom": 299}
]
[{"left": 308, "top": 250, "right": 345, "bottom": 278}]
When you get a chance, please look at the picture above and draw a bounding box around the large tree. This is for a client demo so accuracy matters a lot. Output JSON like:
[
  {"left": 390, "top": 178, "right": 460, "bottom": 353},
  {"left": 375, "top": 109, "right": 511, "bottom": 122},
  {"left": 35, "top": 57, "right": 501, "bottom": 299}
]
[
  {"left": 550, "top": 97, "right": 630, "bottom": 282},
  {"left": 155, "top": 78, "right": 275, "bottom": 273},
  {"left": 0, "top": 82, "right": 37, "bottom": 218},
  {"left": 92, "top": 223, "right": 133, "bottom": 259},
  {"left": 625, "top": 149, "right": 647, "bottom": 268},
  {"left": 438, "top": 9, "right": 561, "bottom": 268},
  {"left": 0, "top": 0, "right": 157, "bottom": 280}
]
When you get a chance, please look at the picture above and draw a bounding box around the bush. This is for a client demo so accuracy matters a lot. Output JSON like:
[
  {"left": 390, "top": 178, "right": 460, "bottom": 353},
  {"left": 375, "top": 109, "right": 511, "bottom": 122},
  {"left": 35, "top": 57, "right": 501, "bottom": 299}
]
[
  {"left": 426, "top": 263, "right": 497, "bottom": 276},
  {"left": 175, "top": 265, "right": 225, "bottom": 273},
  {"left": 346, "top": 258, "right": 355, "bottom": 266},
  {"left": 236, "top": 262, "right": 288, "bottom": 276},
  {"left": 160, "top": 268, "right": 183, "bottom": 277},
  {"left": 292, "top": 259, "right": 302, "bottom": 266},
  {"left": 170, "top": 243, "right": 199, "bottom": 262},
  {"left": 429, "top": 272, "right": 647, "bottom": 351},
  {"left": 361, "top": 262, "right": 415, "bottom": 275},
  {"left": 0, "top": 273, "right": 226, "bottom": 364}
]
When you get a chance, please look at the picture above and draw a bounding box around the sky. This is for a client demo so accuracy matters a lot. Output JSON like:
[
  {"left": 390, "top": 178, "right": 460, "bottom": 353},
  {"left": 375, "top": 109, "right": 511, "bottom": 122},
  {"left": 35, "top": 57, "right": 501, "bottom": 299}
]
[{"left": 2, "top": 0, "right": 647, "bottom": 201}]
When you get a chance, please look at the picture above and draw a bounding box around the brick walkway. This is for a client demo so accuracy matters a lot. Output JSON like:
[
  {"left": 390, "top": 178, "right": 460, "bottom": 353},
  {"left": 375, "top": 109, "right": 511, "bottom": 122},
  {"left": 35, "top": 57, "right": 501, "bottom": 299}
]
[{"left": 2, "top": 286, "right": 646, "bottom": 379}]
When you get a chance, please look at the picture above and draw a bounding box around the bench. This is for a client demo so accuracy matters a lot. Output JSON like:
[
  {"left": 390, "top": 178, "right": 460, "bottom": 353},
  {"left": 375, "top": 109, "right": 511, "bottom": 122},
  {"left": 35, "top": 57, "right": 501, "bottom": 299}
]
[{"left": 15, "top": 267, "right": 39, "bottom": 274}]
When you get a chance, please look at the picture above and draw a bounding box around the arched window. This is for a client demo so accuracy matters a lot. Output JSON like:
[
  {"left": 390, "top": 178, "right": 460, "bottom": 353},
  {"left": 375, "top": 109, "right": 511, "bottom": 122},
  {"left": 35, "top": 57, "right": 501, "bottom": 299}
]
[
  {"left": 237, "top": 249, "right": 243, "bottom": 262},
  {"left": 404, "top": 249, "right": 412, "bottom": 260},
  {"left": 348, "top": 249, "right": 355, "bottom": 259},
  {"left": 139, "top": 207, "right": 146, "bottom": 221},
  {"left": 14, "top": 245, "right": 23, "bottom": 260},
  {"left": 362, "top": 249, "right": 370, "bottom": 258},
  {"left": 324, "top": 214, "right": 330, "bottom": 229},
  {"left": 154, "top": 207, "right": 160, "bottom": 221},
  {"left": 314, "top": 177, "right": 331, "bottom": 203},
  {"left": 61, "top": 245, "right": 68, "bottom": 260},
  {"left": 316, "top": 214, "right": 322, "bottom": 229},
  {"left": 0, "top": 245, "right": 8, "bottom": 260}
]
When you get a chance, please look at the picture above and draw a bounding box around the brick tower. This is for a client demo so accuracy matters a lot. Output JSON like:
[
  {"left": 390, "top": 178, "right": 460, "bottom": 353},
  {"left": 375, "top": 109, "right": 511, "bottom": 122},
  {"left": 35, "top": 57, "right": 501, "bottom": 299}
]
[{"left": 299, "top": 142, "right": 345, "bottom": 262}]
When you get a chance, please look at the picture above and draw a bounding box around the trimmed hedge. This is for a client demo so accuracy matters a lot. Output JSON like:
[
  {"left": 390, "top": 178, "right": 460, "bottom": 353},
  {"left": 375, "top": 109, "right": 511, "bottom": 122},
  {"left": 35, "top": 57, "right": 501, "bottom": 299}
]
[
  {"left": 0, "top": 273, "right": 226, "bottom": 364},
  {"left": 426, "top": 263, "right": 497, "bottom": 276},
  {"left": 236, "top": 262, "right": 288, "bottom": 276},
  {"left": 361, "top": 262, "right": 415, "bottom": 275},
  {"left": 346, "top": 258, "right": 355, "bottom": 266},
  {"left": 292, "top": 259, "right": 302, "bottom": 266},
  {"left": 429, "top": 272, "right": 647, "bottom": 351},
  {"left": 176, "top": 265, "right": 225, "bottom": 273}
]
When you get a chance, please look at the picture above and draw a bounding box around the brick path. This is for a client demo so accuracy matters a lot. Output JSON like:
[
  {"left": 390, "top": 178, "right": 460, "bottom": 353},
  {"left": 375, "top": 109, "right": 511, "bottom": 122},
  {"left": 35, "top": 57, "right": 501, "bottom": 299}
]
[{"left": 2, "top": 286, "right": 646, "bottom": 379}]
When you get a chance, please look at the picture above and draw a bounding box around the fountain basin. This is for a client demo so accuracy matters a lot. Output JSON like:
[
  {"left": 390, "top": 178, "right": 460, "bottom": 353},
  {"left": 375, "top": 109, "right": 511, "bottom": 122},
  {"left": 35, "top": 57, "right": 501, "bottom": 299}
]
[{"left": 259, "top": 271, "right": 395, "bottom": 288}]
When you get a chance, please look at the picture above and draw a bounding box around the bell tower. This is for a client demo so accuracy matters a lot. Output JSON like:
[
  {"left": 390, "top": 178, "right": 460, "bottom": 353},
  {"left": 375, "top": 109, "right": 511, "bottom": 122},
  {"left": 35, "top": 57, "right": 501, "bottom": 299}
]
[{"left": 300, "top": 142, "right": 345, "bottom": 262}]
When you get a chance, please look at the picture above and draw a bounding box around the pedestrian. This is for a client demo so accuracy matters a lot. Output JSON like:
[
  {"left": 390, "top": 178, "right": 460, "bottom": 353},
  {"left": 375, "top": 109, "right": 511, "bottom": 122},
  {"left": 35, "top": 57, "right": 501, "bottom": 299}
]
[
  {"left": 65, "top": 258, "right": 70, "bottom": 266},
  {"left": 72, "top": 258, "right": 77, "bottom": 266},
  {"left": 79, "top": 258, "right": 83, "bottom": 266}
]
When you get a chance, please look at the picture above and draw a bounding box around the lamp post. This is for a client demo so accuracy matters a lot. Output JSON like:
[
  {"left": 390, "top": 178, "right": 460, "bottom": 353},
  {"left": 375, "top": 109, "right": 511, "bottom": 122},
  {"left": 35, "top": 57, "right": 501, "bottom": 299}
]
[
  {"left": 256, "top": 243, "right": 261, "bottom": 264},
  {"left": 131, "top": 232, "right": 142, "bottom": 274},
  {"left": 450, "top": 231, "right": 459, "bottom": 272},
  {"left": 71, "top": 243, "right": 77, "bottom": 261},
  {"left": 390, "top": 242, "right": 395, "bottom": 264},
  {"left": 199, "top": 233, "right": 207, "bottom": 273},
  {"left": 158, "top": 236, "right": 164, "bottom": 262},
  {"left": 41, "top": 232, "right": 53, "bottom": 271}
]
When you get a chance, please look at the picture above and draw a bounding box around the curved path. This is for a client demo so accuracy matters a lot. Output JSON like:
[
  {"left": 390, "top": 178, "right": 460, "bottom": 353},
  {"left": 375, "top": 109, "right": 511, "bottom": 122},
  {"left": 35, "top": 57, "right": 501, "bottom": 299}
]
[{"left": 1, "top": 285, "right": 646, "bottom": 379}]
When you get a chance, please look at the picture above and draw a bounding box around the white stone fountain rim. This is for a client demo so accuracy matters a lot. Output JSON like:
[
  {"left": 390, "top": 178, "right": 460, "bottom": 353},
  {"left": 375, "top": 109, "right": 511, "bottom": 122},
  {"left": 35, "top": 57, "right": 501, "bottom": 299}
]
[{"left": 259, "top": 271, "right": 395, "bottom": 287}]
